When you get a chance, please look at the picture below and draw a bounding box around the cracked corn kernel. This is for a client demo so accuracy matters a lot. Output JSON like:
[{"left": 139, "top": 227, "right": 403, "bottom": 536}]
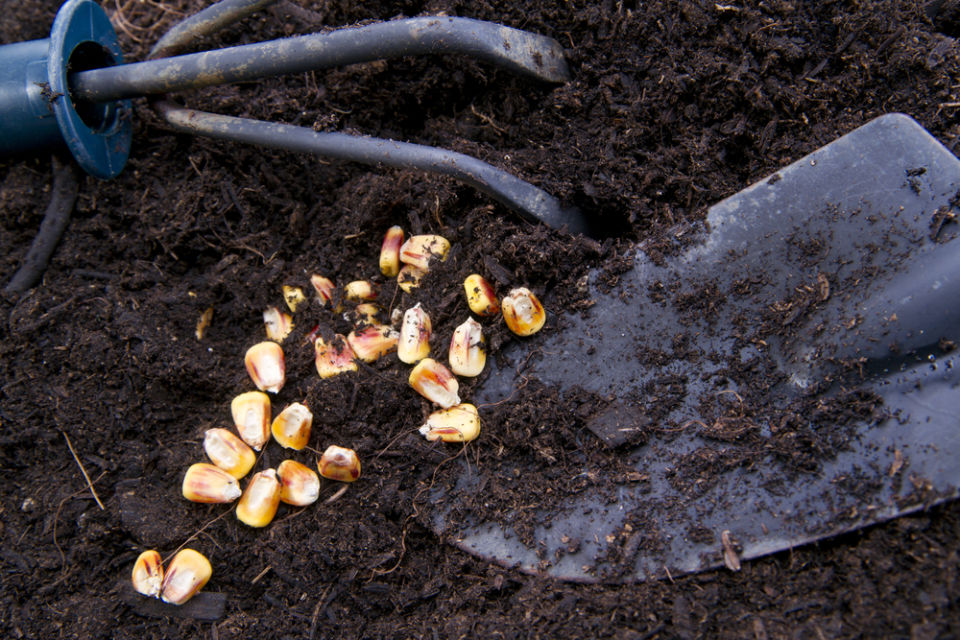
[
  {"left": 399, "top": 234, "right": 450, "bottom": 271},
  {"left": 203, "top": 428, "right": 256, "bottom": 479},
  {"left": 380, "top": 225, "right": 404, "bottom": 277},
  {"left": 347, "top": 324, "right": 399, "bottom": 362},
  {"left": 231, "top": 391, "right": 272, "bottom": 450},
  {"left": 244, "top": 341, "right": 286, "bottom": 394},
  {"left": 501, "top": 288, "right": 546, "bottom": 336},
  {"left": 182, "top": 462, "right": 242, "bottom": 503},
  {"left": 277, "top": 459, "right": 320, "bottom": 506},
  {"left": 236, "top": 469, "right": 282, "bottom": 528},
  {"left": 271, "top": 402, "right": 313, "bottom": 450},
  {"left": 317, "top": 445, "right": 361, "bottom": 482},
  {"left": 263, "top": 306, "right": 293, "bottom": 342},
  {"left": 448, "top": 317, "right": 486, "bottom": 377},
  {"left": 160, "top": 549, "right": 212, "bottom": 605},
  {"left": 408, "top": 358, "right": 460, "bottom": 408},
  {"left": 397, "top": 303, "right": 431, "bottom": 364},
  {"left": 419, "top": 403, "right": 481, "bottom": 443},
  {"left": 131, "top": 550, "right": 164, "bottom": 598},
  {"left": 315, "top": 334, "right": 358, "bottom": 378},
  {"left": 463, "top": 274, "right": 500, "bottom": 317}
]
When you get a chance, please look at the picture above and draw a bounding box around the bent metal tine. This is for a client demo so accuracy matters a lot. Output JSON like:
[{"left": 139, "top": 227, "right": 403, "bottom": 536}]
[
  {"left": 155, "top": 101, "right": 590, "bottom": 235},
  {"left": 70, "top": 17, "right": 572, "bottom": 103}
]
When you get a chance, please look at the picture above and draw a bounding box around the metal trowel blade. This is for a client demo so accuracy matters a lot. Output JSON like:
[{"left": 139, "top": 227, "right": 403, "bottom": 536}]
[{"left": 428, "top": 113, "right": 960, "bottom": 582}]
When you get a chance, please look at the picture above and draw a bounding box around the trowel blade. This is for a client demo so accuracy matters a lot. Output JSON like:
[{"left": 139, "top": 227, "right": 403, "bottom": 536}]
[{"left": 428, "top": 113, "right": 960, "bottom": 582}]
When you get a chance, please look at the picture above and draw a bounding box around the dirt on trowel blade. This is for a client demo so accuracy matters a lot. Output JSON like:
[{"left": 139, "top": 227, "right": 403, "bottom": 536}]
[{"left": 426, "top": 114, "right": 960, "bottom": 582}]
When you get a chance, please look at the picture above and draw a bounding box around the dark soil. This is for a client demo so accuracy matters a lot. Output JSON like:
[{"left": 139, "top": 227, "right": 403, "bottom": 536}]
[{"left": 2, "top": 0, "right": 960, "bottom": 638}]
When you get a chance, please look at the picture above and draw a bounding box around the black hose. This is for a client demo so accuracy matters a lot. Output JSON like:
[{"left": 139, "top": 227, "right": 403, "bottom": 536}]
[
  {"left": 72, "top": 17, "right": 571, "bottom": 103},
  {"left": 5, "top": 156, "right": 80, "bottom": 294},
  {"left": 156, "top": 101, "right": 589, "bottom": 235},
  {"left": 150, "top": 0, "right": 279, "bottom": 59}
]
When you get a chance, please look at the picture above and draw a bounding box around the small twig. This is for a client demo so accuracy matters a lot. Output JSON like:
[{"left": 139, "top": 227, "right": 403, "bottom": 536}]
[
  {"left": 251, "top": 565, "right": 272, "bottom": 584},
  {"left": 166, "top": 508, "right": 235, "bottom": 563},
  {"left": 62, "top": 431, "right": 105, "bottom": 510},
  {"left": 324, "top": 485, "right": 349, "bottom": 504}
]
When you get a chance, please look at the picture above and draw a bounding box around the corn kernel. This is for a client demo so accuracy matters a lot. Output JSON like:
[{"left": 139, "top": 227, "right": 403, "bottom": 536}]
[
  {"left": 182, "top": 462, "right": 242, "bottom": 503},
  {"left": 380, "top": 225, "right": 404, "bottom": 277},
  {"left": 464, "top": 274, "right": 500, "bottom": 317},
  {"left": 277, "top": 459, "right": 320, "bottom": 506},
  {"left": 263, "top": 306, "right": 293, "bottom": 342},
  {"left": 310, "top": 275, "right": 336, "bottom": 306},
  {"left": 315, "top": 334, "right": 358, "bottom": 378},
  {"left": 398, "top": 303, "right": 432, "bottom": 364},
  {"left": 347, "top": 324, "right": 399, "bottom": 362},
  {"left": 501, "top": 288, "right": 546, "bottom": 336},
  {"left": 317, "top": 445, "right": 361, "bottom": 482},
  {"left": 345, "top": 302, "right": 381, "bottom": 327},
  {"left": 271, "top": 402, "right": 313, "bottom": 450},
  {"left": 131, "top": 549, "right": 164, "bottom": 598},
  {"left": 160, "top": 549, "right": 212, "bottom": 605},
  {"left": 399, "top": 234, "right": 450, "bottom": 271},
  {"left": 244, "top": 341, "right": 286, "bottom": 393},
  {"left": 397, "top": 264, "right": 427, "bottom": 293},
  {"left": 282, "top": 285, "right": 307, "bottom": 312},
  {"left": 195, "top": 307, "right": 214, "bottom": 340},
  {"left": 409, "top": 358, "right": 460, "bottom": 408},
  {"left": 449, "top": 318, "right": 486, "bottom": 377},
  {"left": 203, "top": 428, "right": 256, "bottom": 479},
  {"left": 236, "top": 469, "right": 282, "bottom": 528},
  {"left": 419, "top": 403, "right": 481, "bottom": 443},
  {"left": 344, "top": 280, "right": 377, "bottom": 302},
  {"left": 231, "top": 390, "right": 272, "bottom": 450}
]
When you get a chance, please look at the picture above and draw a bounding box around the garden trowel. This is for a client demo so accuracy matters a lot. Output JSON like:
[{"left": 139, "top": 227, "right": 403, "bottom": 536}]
[{"left": 429, "top": 113, "right": 960, "bottom": 582}]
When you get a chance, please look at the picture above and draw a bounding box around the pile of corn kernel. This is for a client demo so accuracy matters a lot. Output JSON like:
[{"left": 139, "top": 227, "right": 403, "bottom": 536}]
[{"left": 130, "top": 226, "right": 545, "bottom": 605}]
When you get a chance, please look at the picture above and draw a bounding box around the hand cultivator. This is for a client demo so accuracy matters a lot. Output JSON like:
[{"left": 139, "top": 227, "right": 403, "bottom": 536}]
[{"left": 5, "top": 0, "right": 960, "bottom": 598}]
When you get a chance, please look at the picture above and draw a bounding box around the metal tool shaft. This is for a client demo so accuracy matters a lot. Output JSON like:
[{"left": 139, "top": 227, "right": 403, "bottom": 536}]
[{"left": 70, "top": 17, "right": 571, "bottom": 103}]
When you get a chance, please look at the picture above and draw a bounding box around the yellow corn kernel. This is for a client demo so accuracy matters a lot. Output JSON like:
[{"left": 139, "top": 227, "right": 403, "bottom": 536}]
[
  {"left": 131, "top": 549, "right": 164, "bottom": 598},
  {"left": 419, "top": 403, "right": 481, "bottom": 443},
  {"left": 398, "top": 303, "right": 432, "bottom": 364},
  {"left": 315, "top": 334, "right": 359, "bottom": 378},
  {"left": 310, "top": 274, "right": 336, "bottom": 306},
  {"left": 282, "top": 285, "right": 307, "bottom": 312},
  {"left": 263, "top": 306, "right": 293, "bottom": 342},
  {"left": 397, "top": 264, "right": 427, "bottom": 293},
  {"left": 231, "top": 390, "right": 272, "bottom": 450},
  {"left": 277, "top": 459, "right": 320, "bottom": 506},
  {"left": 195, "top": 306, "right": 214, "bottom": 340},
  {"left": 160, "top": 549, "right": 212, "bottom": 605},
  {"left": 464, "top": 274, "right": 500, "bottom": 317},
  {"left": 244, "top": 341, "right": 286, "bottom": 394},
  {"left": 347, "top": 324, "right": 399, "bottom": 362},
  {"left": 501, "top": 287, "right": 546, "bottom": 336},
  {"left": 380, "top": 225, "right": 404, "bottom": 277},
  {"left": 182, "top": 462, "right": 242, "bottom": 503},
  {"left": 271, "top": 402, "right": 313, "bottom": 450},
  {"left": 399, "top": 234, "right": 450, "bottom": 271},
  {"left": 317, "top": 445, "right": 361, "bottom": 482},
  {"left": 344, "top": 280, "right": 377, "bottom": 302},
  {"left": 345, "top": 302, "right": 381, "bottom": 328},
  {"left": 408, "top": 358, "right": 460, "bottom": 408},
  {"left": 236, "top": 469, "right": 282, "bottom": 528},
  {"left": 449, "top": 318, "right": 486, "bottom": 377},
  {"left": 203, "top": 428, "right": 256, "bottom": 479}
]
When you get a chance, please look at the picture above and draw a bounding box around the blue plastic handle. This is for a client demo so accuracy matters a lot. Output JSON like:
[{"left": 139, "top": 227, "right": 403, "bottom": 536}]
[{"left": 0, "top": 0, "right": 131, "bottom": 178}]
